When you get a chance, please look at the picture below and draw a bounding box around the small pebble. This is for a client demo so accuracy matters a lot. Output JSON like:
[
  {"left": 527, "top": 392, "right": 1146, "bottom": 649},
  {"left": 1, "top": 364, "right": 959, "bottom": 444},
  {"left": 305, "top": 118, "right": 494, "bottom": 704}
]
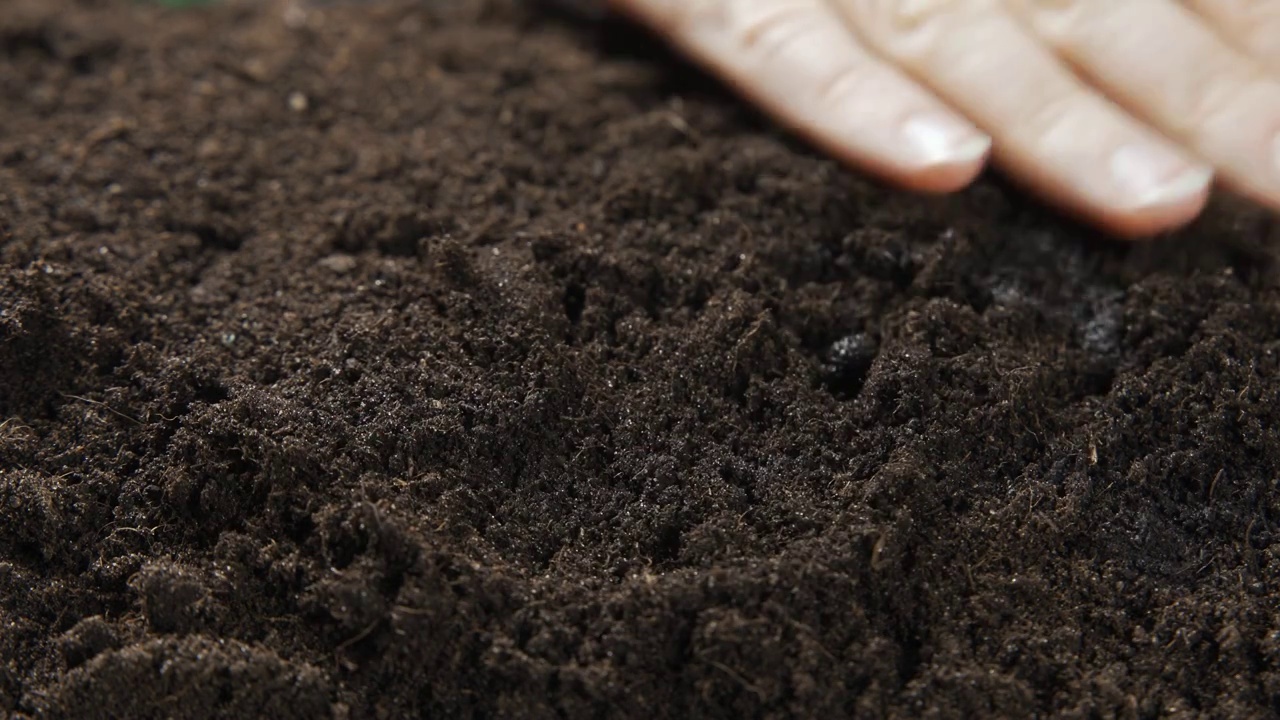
[
  {"left": 319, "top": 254, "right": 358, "bottom": 274},
  {"left": 822, "top": 332, "right": 879, "bottom": 396}
]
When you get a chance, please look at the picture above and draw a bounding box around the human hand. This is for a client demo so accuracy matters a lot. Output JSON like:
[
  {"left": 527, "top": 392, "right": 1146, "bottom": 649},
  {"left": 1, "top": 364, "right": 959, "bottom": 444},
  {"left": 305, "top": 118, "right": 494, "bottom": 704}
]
[{"left": 608, "top": 0, "right": 1280, "bottom": 238}]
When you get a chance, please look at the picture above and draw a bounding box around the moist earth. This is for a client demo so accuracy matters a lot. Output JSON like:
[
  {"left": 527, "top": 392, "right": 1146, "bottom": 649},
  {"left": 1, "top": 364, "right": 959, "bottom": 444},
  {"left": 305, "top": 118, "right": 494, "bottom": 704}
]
[{"left": 1, "top": 1, "right": 1278, "bottom": 718}]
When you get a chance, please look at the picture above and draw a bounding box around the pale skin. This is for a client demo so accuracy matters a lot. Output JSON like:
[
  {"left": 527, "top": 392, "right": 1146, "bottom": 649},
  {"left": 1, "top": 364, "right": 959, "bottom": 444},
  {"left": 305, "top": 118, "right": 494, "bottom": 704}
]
[{"left": 607, "top": 0, "right": 1280, "bottom": 238}]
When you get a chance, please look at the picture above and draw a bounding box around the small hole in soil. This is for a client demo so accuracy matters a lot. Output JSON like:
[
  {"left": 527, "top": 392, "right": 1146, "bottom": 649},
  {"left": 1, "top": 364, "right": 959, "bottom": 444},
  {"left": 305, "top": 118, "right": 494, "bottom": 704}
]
[
  {"left": 648, "top": 523, "right": 683, "bottom": 564},
  {"left": 563, "top": 282, "right": 586, "bottom": 326},
  {"left": 1077, "top": 364, "right": 1116, "bottom": 400},
  {"left": 194, "top": 380, "right": 229, "bottom": 405},
  {"left": 283, "top": 509, "right": 315, "bottom": 545},
  {"left": 169, "top": 220, "right": 244, "bottom": 252},
  {"left": 70, "top": 53, "right": 94, "bottom": 75},
  {"left": 897, "top": 631, "right": 924, "bottom": 684}
]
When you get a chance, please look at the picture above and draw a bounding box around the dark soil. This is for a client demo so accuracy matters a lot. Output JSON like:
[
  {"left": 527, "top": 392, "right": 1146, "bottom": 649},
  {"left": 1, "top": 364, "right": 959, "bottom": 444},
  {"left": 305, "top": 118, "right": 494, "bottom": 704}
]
[{"left": 2, "top": 0, "right": 1279, "bottom": 717}]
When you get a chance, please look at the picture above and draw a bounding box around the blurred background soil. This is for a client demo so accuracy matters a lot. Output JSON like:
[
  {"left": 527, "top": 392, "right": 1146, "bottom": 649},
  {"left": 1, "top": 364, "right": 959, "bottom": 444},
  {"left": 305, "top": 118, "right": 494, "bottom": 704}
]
[{"left": 1, "top": 0, "right": 1278, "bottom": 717}]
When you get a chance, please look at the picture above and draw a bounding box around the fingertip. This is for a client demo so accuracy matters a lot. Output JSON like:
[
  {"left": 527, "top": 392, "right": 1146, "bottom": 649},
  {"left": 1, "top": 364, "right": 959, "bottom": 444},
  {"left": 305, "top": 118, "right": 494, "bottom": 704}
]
[
  {"left": 898, "top": 135, "right": 992, "bottom": 193},
  {"left": 1101, "top": 166, "right": 1215, "bottom": 239},
  {"left": 1089, "top": 187, "right": 1213, "bottom": 240},
  {"left": 814, "top": 116, "right": 991, "bottom": 194},
  {"left": 889, "top": 113, "right": 992, "bottom": 192},
  {"left": 991, "top": 153, "right": 1213, "bottom": 240}
]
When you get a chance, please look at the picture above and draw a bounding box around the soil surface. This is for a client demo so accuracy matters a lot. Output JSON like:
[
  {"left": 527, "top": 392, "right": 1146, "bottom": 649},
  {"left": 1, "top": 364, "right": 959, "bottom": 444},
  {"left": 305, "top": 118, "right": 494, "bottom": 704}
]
[{"left": 2, "top": 0, "right": 1279, "bottom": 717}]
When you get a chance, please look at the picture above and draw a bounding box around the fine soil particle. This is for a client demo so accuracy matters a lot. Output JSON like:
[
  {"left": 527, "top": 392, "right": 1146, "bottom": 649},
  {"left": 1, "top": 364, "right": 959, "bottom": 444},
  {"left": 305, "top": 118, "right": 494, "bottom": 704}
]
[{"left": 2, "top": 1, "right": 1279, "bottom": 718}]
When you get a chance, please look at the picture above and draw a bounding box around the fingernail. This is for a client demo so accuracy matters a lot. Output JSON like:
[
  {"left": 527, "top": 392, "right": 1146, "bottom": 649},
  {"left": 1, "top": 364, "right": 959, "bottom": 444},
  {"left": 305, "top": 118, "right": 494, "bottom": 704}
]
[
  {"left": 1110, "top": 143, "right": 1213, "bottom": 209},
  {"left": 901, "top": 113, "right": 991, "bottom": 167}
]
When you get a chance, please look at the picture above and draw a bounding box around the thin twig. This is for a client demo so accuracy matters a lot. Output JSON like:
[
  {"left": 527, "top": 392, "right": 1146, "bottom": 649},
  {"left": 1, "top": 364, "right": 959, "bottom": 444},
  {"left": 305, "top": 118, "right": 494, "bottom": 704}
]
[{"left": 61, "top": 393, "right": 143, "bottom": 425}]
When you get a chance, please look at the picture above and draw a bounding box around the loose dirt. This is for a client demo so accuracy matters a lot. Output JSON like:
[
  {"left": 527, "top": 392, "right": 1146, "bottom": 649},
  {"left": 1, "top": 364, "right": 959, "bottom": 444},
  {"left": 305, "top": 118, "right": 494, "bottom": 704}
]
[{"left": 1, "top": 0, "right": 1278, "bottom": 717}]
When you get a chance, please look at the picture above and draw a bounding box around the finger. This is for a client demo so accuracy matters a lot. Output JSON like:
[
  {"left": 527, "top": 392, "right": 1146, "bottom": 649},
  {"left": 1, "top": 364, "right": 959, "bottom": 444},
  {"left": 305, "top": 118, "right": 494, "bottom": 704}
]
[
  {"left": 1183, "top": 0, "right": 1280, "bottom": 74},
  {"left": 608, "top": 0, "right": 992, "bottom": 193},
  {"left": 836, "top": 0, "right": 1213, "bottom": 238},
  {"left": 1007, "top": 0, "right": 1280, "bottom": 218}
]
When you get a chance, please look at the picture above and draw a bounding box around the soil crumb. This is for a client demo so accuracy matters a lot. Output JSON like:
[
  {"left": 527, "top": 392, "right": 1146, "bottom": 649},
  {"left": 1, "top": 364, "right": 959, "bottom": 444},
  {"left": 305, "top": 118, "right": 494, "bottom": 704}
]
[{"left": 1, "top": 0, "right": 1278, "bottom": 717}]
